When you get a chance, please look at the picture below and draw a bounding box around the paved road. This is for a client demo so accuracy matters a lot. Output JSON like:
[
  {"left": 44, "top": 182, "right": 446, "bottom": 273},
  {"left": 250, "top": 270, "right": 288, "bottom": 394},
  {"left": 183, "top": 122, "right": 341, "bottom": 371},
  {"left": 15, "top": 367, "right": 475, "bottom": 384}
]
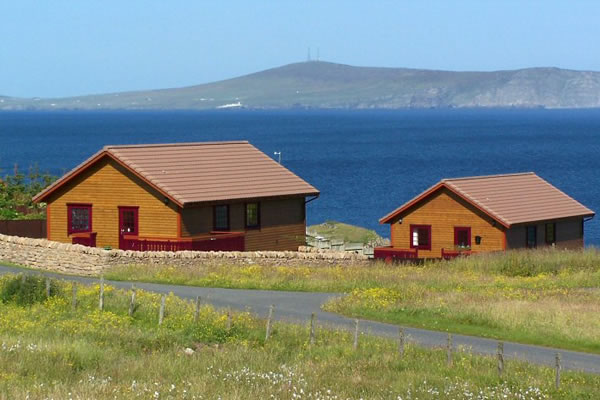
[{"left": 1, "top": 264, "right": 599, "bottom": 374}]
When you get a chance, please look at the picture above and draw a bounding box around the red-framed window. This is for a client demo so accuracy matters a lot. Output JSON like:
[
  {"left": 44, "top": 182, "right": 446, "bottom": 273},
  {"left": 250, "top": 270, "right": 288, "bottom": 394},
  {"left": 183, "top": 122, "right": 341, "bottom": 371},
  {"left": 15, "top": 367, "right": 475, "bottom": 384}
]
[
  {"left": 545, "top": 223, "right": 556, "bottom": 245},
  {"left": 410, "top": 224, "right": 431, "bottom": 250},
  {"left": 245, "top": 202, "right": 260, "bottom": 229},
  {"left": 454, "top": 227, "right": 471, "bottom": 248},
  {"left": 67, "top": 204, "right": 92, "bottom": 234},
  {"left": 213, "top": 205, "right": 230, "bottom": 231},
  {"left": 119, "top": 206, "right": 139, "bottom": 236}
]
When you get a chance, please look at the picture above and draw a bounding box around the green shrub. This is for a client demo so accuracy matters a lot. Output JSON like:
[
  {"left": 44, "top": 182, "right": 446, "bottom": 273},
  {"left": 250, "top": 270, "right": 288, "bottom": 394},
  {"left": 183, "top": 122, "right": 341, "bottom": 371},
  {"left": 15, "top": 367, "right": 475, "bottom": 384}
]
[
  {"left": 0, "top": 274, "right": 61, "bottom": 306},
  {"left": 0, "top": 164, "right": 55, "bottom": 220}
]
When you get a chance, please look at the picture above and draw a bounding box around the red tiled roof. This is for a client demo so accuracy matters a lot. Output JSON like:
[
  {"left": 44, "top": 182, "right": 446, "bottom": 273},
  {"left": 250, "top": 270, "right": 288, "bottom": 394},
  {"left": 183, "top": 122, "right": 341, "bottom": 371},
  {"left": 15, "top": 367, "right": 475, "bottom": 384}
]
[
  {"left": 33, "top": 141, "right": 319, "bottom": 206},
  {"left": 380, "top": 172, "right": 594, "bottom": 226}
]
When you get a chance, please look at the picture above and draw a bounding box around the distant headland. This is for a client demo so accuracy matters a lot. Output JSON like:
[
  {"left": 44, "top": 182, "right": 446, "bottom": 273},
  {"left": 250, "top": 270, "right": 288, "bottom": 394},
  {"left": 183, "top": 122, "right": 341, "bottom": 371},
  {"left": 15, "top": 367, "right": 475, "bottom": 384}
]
[{"left": 2, "top": 61, "right": 600, "bottom": 110}]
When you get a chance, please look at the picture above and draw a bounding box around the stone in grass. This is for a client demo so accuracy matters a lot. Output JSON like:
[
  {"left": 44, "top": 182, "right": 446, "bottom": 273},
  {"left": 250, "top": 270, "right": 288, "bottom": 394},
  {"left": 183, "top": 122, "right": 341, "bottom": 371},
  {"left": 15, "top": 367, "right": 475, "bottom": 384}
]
[{"left": 183, "top": 347, "right": 195, "bottom": 356}]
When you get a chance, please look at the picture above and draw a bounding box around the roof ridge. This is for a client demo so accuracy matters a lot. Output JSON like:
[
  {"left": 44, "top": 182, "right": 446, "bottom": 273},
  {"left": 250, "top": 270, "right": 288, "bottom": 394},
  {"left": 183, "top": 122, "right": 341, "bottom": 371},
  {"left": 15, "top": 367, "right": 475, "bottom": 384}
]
[
  {"left": 442, "top": 172, "right": 535, "bottom": 182},
  {"left": 104, "top": 141, "right": 249, "bottom": 150},
  {"left": 34, "top": 140, "right": 319, "bottom": 205},
  {"left": 380, "top": 172, "right": 594, "bottom": 226}
]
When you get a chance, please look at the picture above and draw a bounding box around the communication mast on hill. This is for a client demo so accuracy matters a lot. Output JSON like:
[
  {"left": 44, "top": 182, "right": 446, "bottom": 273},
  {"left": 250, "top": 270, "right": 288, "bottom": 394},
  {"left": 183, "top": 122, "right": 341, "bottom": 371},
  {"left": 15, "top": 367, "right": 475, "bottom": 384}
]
[{"left": 307, "top": 47, "right": 311, "bottom": 62}]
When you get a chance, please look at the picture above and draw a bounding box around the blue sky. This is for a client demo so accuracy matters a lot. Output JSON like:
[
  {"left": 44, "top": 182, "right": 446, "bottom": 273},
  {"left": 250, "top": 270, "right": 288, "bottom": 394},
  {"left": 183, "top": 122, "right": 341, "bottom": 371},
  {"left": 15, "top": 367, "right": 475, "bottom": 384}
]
[{"left": 1, "top": 1, "right": 599, "bottom": 97}]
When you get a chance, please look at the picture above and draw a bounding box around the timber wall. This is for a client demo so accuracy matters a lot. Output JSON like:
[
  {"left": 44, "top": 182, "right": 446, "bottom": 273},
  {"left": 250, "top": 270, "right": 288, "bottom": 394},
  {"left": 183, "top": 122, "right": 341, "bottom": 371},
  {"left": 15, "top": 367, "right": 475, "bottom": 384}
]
[
  {"left": 0, "top": 220, "right": 46, "bottom": 239},
  {"left": 46, "top": 157, "right": 179, "bottom": 249},
  {"left": 181, "top": 197, "right": 306, "bottom": 251},
  {"left": 505, "top": 217, "right": 584, "bottom": 250},
  {"left": 0, "top": 234, "right": 368, "bottom": 276},
  {"left": 389, "top": 188, "right": 505, "bottom": 258}
]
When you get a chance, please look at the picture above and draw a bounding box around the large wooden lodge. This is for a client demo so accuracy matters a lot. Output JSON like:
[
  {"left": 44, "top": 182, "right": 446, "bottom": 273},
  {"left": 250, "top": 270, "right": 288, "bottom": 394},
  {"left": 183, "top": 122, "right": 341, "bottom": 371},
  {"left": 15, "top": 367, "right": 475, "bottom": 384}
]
[
  {"left": 33, "top": 141, "right": 319, "bottom": 252},
  {"left": 375, "top": 173, "right": 595, "bottom": 260}
]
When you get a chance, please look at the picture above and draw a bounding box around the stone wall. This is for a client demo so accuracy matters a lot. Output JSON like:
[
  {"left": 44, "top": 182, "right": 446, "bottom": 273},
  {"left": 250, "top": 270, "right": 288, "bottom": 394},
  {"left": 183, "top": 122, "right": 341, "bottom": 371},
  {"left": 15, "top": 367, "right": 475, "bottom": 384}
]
[{"left": 0, "top": 234, "right": 369, "bottom": 276}]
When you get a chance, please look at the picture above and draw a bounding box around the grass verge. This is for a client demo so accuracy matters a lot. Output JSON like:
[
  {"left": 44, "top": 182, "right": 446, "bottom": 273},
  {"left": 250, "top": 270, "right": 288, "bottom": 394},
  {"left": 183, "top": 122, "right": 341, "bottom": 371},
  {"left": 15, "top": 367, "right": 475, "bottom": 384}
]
[
  {"left": 103, "top": 248, "right": 600, "bottom": 354},
  {"left": 0, "top": 273, "right": 598, "bottom": 399}
]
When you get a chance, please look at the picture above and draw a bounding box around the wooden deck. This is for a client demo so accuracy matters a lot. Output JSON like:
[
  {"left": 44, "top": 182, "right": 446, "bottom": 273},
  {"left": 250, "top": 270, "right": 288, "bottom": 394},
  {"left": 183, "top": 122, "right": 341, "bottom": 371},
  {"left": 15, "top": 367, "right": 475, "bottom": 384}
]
[
  {"left": 441, "top": 248, "right": 473, "bottom": 260},
  {"left": 373, "top": 246, "right": 418, "bottom": 262},
  {"left": 120, "top": 231, "right": 245, "bottom": 252}
]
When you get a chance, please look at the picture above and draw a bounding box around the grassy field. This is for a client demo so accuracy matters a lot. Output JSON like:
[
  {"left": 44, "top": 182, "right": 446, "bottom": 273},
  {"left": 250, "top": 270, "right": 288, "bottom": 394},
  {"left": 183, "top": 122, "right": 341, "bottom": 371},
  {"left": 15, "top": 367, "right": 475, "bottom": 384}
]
[
  {"left": 0, "top": 274, "right": 598, "bottom": 399},
  {"left": 104, "top": 248, "right": 600, "bottom": 354},
  {"left": 307, "top": 220, "right": 383, "bottom": 244}
]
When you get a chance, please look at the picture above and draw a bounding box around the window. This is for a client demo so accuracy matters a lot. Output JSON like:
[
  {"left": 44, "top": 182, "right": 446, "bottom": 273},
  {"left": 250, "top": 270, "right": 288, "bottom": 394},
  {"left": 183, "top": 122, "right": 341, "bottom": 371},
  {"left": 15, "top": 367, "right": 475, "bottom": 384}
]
[
  {"left": 119, "top": 207, "right": 139, "bottom": 236},
  {"left": 213, "top": 205, "right": 229, "bottom": 231},
  {"left": 454, "top": 227, "right": 471, "bottom": 248},
  {"left": 245, "top": 202, "right": 260, "bottom": 229},
  {"left": 545, "top": 223, "right": 556, "bottom": 245},
  {"left": 67, "top": 204, "right": 92, "bottom": 234},
  {"left": 526, "top": 225, "right": 537, "bottom": 248},
  {"left": 410, "top": 225, "right": 431, "bottom": 250}
]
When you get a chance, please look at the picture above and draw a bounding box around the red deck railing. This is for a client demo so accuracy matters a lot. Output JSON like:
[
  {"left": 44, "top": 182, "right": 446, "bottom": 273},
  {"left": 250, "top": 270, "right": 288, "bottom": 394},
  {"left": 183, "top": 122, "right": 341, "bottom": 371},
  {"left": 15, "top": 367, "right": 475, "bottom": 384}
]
[
  {"left": 441, "top": 248, "right": 473, "bottom": 260},
  {"left": 373, "top": 247, "right": 419, "bottom": 262},
  {"left": 121, "top": 231, "right": 245, "bottom": 252},
  {"left": 71, "top": 232, "right": 97, "bottom": 247}
]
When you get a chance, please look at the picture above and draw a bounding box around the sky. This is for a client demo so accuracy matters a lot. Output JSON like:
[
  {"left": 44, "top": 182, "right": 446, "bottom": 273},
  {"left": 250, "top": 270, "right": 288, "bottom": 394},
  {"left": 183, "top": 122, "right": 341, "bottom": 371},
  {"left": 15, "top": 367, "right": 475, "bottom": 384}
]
[{"left": 1, "top": 1, "right": 599, "bottom": 98}]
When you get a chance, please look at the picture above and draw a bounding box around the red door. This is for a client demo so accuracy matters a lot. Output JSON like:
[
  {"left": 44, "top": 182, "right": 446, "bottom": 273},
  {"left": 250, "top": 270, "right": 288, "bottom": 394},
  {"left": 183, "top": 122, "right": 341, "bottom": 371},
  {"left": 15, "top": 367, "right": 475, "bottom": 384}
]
[{"left": 118, "top": 207, "right": 139, "bottom": 250}]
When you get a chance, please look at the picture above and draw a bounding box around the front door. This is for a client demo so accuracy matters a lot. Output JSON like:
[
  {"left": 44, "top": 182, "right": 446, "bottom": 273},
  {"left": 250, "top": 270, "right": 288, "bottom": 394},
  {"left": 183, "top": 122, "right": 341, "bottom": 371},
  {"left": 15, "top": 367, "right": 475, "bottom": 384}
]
[{"left": 118, "top": 207, "right": 139, "bottom": 250}]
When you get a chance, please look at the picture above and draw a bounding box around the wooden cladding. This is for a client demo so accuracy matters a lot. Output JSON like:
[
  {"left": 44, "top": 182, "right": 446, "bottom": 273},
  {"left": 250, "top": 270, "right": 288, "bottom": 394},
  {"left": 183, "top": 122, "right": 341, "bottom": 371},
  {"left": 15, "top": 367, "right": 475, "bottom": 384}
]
[
  {"left": 45, "top": 154, "right": 308, "bottom": 252},
  {"left": 505, "top": 217, "right": 584, "bottom": 250},
  {"left": 0, "top": 219, "right": 47, "bottom": 239},
  {"left": 181, "top": 197, "right": 306, "bottom": 251},
  {"left": 390, "top": 188, "right": 505, "bottom": 258},
  {"left": 46, "top": 157, "right": 179, "bottom": 249},
  {"left": 245, "top": 223, "right": 306, "bottom": 251},
  {"left": 388, "top": 187, "right": 587, "bottom": 257}
]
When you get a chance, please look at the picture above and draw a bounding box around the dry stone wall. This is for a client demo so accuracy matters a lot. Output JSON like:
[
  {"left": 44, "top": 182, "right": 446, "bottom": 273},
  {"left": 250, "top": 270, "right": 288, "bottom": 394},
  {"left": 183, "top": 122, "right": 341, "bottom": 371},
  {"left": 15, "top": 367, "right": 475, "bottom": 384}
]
[{"left": 0, "top": 234, "right": 369, "bottom": 276}]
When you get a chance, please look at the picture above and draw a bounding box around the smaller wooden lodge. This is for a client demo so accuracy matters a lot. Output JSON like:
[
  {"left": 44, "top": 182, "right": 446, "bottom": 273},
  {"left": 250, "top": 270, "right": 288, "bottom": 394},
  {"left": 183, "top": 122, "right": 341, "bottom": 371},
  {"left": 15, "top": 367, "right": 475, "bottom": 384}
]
[
  {"left": 33, "top": 141, "right": 319, "bottom": 252},
  {"left": 375, "top": 173, "right": 595, "bottom": 260}
]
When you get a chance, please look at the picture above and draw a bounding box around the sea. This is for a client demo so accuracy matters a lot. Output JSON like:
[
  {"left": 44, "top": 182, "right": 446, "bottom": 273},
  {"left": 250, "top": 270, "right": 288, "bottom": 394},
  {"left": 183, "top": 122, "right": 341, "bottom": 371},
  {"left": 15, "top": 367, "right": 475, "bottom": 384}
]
[{"left": 1, "top": 109, "right": 599, "bottom": 245}]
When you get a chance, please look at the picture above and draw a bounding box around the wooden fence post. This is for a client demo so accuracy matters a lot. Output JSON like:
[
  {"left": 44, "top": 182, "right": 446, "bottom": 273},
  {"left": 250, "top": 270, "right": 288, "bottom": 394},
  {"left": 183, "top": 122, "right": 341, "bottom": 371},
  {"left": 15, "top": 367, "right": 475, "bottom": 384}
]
[
  {"left": 446, "top": 333, "right": 453, "bottom": 367},
  {"left": 555, "top": 353, "right": 561, "bottom": 389},
  {"left": 71, "top": 283, "right": 77, "bottom": 311},
  {"left": 398, "top": 327, "right": 405, "bottom": 359},
  {"left": 158, "top": 294, "right": 166, "bottom": 326},
  {"left": 128, "top": 284, "right": 136, "bottom": 317},
  {"left": 45, "top": 278, "right": 51, "bottom": 297},
  {"left": 99, "top": 276, "right": 104, "bottom": 311},
  {"left": 309, "top": 313, "right": 316, "bottom": 345},
  {"left": 265, "top": 305, "right": 274, "bottom": 341},
  {"left": 194, "top": 296, "right": 200, "bottom": 323},
  {"left": 353, "top": 319, "right": 359, "bottom": 350},
  {"left": 497, "top": 342, "right": 504, "bottom": 377}
]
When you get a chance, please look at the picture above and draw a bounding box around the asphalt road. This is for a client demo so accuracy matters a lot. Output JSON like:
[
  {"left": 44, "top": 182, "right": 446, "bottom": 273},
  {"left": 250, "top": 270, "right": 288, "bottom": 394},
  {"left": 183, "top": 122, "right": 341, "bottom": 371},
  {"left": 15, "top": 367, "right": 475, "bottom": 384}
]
[{"left": 1, "top": 264, "right": 599, "bottom": 374}]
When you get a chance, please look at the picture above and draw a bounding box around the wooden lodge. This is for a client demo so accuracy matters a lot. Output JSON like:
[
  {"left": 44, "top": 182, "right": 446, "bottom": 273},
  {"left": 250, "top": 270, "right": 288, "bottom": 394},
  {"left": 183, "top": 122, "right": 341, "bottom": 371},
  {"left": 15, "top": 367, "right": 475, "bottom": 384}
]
[
  {"left": 33, "top": 141, "right": 319, "bottom": 252},
  {"left": 375, "top": 173, "right": 595, "bottom": 260}
]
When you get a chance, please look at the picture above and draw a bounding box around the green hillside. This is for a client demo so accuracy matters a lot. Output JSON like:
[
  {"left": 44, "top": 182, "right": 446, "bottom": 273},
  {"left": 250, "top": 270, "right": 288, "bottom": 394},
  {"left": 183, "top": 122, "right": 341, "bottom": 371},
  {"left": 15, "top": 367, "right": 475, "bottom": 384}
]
[
  {"left": 3, "top": 61, "right": 600, "bottom": 110},
  {"left": 307, "top": 220, "right": 383, "bottom": 244}
]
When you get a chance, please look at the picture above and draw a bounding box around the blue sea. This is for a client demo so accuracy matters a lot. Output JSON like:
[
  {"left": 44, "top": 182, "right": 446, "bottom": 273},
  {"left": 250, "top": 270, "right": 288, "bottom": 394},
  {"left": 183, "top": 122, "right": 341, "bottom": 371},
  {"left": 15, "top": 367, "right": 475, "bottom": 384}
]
[{"left": 1, "top": 109, "right": 599, "bottom": 245}]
